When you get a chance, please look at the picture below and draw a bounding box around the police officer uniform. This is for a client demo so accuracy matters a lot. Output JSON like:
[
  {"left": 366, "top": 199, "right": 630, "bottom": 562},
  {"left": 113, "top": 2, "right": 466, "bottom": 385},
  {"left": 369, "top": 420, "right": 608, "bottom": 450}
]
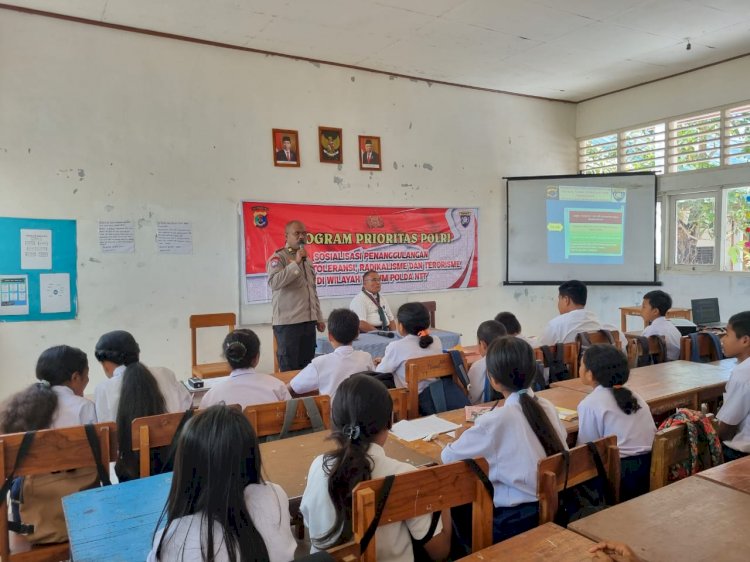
[{"left": 267, "top": 246, "right": 324, "bottom": 371}]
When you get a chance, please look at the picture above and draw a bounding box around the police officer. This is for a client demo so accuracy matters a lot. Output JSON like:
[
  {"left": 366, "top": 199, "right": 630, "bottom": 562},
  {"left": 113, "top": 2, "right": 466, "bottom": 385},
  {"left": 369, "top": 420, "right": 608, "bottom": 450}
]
[{"left": 267, "top": 220, "right": 325, "bottom": 371}]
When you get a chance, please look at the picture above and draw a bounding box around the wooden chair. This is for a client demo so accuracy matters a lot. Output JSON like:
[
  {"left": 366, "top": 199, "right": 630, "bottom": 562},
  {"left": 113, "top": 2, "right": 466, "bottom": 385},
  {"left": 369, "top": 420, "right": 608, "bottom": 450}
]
[
  {"left": 0, "top": 422, "right": 117, "bottom": 562},
  {"left": 189, "top": 312, "right": 236, "bottom": 378},
  {"left": 388, "top": 388, "right": 409, "bottom": 422},
  {"left": 579, "top": 329, "right": 622, "bottom": 349},
  {"left": 243, "top": 396, "right": 331, "bottom": 439},
  {"left": 650, "top": 414, "right": 720, "bottom": 490},
  {"left": 679, "top": 334, "right": 723, "bottom": 362},
  {"left": 418, "top": 301, "right": 437, "bottom": 328},
  {"left": 131, "top": 406, "right": 241, "bottom": 478},
  {"left": 326, "top": 542, "right": 361, "bottom": 561},
  {"left": 272, "top": 332, "right": 280, "bottom": 373},
  {"left": 626, "top": 335, "right": 667, "bottom": 367},
  {"left": 404, "top": 352, "right": 467, "bottom": 419},
  {"left": 537, "top": 436, "right": 620, "bottom": 524},
  {"left": 534, "top": 342, "right": 580, "bottom": 378},
  {"left": 352, "top": 458, "right": 493, "bottom": 562}
]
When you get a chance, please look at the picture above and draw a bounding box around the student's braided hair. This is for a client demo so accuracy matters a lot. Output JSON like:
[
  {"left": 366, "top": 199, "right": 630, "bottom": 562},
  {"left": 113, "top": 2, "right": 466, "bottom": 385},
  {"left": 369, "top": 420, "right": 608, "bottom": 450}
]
[{"left": 583, "top": 344, "right": 640, "bottom": 415}]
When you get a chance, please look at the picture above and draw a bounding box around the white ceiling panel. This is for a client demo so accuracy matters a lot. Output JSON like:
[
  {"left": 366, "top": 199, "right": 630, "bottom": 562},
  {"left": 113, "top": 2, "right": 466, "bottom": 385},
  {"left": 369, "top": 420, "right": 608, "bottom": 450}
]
[{"left": 5, "top": 0, "right": 750, "bottom": 101}]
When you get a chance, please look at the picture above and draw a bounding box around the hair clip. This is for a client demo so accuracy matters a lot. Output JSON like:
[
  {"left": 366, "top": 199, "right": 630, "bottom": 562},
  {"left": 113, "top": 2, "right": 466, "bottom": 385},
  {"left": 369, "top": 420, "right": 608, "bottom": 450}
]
[
  {"left": 612, "top": 384, "right": 623, "bottom": 389},
  {"left": 38, "top": 379, "right": 51, "bottom": 388},
  {"left": 343, "top": 424, "right": 361, "bottom": 441},
  {"left": 417, "top": 329, "right": 430, "bottom": 337},
  {"left": 517, "top": 388, "right": 529, "bottom": 395}
]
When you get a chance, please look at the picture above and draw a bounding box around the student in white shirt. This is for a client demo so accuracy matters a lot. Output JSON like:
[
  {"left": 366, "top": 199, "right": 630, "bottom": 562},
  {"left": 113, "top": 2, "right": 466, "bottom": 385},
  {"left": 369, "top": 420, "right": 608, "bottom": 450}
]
[
  {"left": 93, "top": 330, "right": 191, "bottom": 422},
  {"left": 201, "top": 328, "right": 290, "bottom": 409},
  {"left": 442, "top": 336, "right": 568, "bottom": 543},
  {"left": 301, "top": 374, "right": 451, "bottom": 562},
  {"left": 640, "top": 290, "right": 682, "bottom": 361},
  {"left": 540, "top": 280, "right": 604, "bottom": 346},
  {"left": 467, "top": 320, "right": 507, "bottom": 404},
  {"left": 289, "top": 308, "right": 374, "bottom": 400},
  {"left": 576, "top": 344, "right": 656, "bottom": 501},
  {"left": 349, "top": 270, "right": 397, "bottom": 332},
  {"left": 149, "top": 405, "right": 295, "bottom": 562},
  {"left": 717, "top": 311, "right": 750, "bottom": 461},
  {"left": 375, "top": 302, "right": 443, "bottom": 393},
  {"left": 0, "top": 345, "right": 97, "bottom": 545}
]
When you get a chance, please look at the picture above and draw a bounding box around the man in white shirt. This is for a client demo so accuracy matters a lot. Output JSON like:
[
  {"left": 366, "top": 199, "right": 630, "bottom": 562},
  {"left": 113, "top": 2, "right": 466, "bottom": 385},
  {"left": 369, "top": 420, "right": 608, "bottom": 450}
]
[
  {"left": 93, "top": 330, "right": 192, "bottom": 422},
  {"left": 540, "top": 280, "right": 603, "bottom": 346},
  {"left": 349, "top": 270, "right": 396, "bottom": 332},
  {"left": 717, "top": 311, "right": 750, "bottom": 461},
  {"left": 640, "top": 290, "right": 683, "bottom": 361}
]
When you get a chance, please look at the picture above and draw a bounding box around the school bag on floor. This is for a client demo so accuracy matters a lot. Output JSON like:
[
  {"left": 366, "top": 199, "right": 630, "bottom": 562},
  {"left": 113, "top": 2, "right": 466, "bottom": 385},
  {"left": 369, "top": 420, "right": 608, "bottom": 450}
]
[
  {"left": 417, "top": 350, "right": 471, "bottom": 415},
  {"left": 657, "top": 408, "right": 723, "bottom": 482}
]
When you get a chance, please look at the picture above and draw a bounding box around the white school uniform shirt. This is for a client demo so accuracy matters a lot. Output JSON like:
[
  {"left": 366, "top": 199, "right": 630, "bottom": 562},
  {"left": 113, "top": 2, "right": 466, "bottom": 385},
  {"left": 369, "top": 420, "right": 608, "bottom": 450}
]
[
  {"left": 717, "top": 357, "right": 750, "bottom": 453},
  {"left": 540, "top": 308, "right": 603, "bottom": 346},
  {"left": 375, "top": 334, "right": 443, "bottom": 392},
  {"left": 50, "top": 385, "right": 97, "bottom": 429},
  {"left": 576, "top": 385, "right": 656, "bottom": 457},
  {"left": 641, "top": 316, "right": 682, "bottom": 361},
  {"left": 467, "top": 356, "right": 487, "bottom": 404},
  {"left": 441, "top": 390, "right": 568, "bottom": 507},
  {"left": 289, "top": 345, "right": 374, "bottom": 400},
  {"left": 200, "top": 367, "right": 291, "bottom": 409},
  {"left": 94, "top": 364, "right": 192, "bottom": 423},
  {"left": 349, "top": 290, "right": 395, "bottom": 328},
  {"left": 147, "top": 482, "right": 296, "bottom": 562},
  {"left": 301, "top": 443, "right": 442, "bottom": 562}
]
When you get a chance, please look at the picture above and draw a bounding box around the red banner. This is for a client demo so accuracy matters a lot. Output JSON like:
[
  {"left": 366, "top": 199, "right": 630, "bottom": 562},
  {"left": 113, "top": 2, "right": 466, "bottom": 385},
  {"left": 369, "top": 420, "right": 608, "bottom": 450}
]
[{"left": 242, "top": 202, "right": 478, "bottom": 303}]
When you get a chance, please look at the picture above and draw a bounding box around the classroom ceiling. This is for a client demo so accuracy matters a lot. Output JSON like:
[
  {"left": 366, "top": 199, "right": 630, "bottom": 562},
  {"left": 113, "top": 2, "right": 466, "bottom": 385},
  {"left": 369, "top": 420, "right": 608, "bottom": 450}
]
[{"left": 9, "top": 0, "right": 750, "bottom": 101}]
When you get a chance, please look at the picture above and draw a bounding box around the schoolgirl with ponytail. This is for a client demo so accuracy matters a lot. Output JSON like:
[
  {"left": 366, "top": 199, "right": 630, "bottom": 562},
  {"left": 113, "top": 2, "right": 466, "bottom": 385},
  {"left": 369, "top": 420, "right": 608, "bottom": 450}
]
[
  {"left": 577, "top": 344, "right": 656, "bottom": 501},
  {"left": 200, "top": 329, "right": 290, "bottom": 409},
  {"left": 375, "top": 302, "right": 443, "bottom": 392},
  {"left": 442, "top": 336, "right": 568, "bottom": 543},
  {"left": 300, "top": 374, "right": 451, "bottom": 562}
]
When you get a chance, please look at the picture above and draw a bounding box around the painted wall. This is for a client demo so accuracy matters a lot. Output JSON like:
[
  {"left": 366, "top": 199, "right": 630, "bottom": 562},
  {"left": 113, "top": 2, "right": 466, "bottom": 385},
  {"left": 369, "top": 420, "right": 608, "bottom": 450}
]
[{"left": 0, "top": 10, "right": 577, "bottom": 397}]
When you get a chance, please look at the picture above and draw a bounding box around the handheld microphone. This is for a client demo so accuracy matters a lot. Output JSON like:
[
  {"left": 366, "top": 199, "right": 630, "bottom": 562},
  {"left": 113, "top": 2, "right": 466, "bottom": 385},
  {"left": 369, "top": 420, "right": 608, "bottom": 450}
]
[
  {"left": 298, "top": 239, "right": 306, "bottom": 260},
  {"left": 374, "top": 331, "right": 395, "bottom": 338}
]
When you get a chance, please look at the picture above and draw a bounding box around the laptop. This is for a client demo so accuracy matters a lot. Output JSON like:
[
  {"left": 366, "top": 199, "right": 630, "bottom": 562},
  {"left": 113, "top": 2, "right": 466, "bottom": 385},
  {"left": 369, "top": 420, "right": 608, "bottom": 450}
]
[{"left": 690, "top": 298, "right": 727, "bottom": 329}]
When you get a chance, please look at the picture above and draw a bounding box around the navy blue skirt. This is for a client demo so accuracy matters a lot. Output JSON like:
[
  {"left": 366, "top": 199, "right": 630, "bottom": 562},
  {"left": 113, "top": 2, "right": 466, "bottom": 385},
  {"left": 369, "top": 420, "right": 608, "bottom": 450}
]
[{"left": 620, "top": 452, "right": 652, "bottom": 502}]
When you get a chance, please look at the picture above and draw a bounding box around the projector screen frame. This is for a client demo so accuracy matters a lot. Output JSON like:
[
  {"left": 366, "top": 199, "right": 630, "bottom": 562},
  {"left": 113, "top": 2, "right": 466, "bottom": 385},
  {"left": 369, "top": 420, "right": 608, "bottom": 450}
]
[{"left": 502, "top": 172, "right": 661, "bottom": 287}]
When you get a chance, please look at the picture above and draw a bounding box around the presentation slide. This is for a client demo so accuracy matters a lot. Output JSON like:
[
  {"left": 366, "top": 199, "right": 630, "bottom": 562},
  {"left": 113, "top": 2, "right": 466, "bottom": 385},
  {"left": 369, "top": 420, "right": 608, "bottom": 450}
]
[
  {"left": 506, "top": 173, "right": 656, "bottom": 285},
  {"left": 546, "top": 185, "right": 626, "bottom": 265}
]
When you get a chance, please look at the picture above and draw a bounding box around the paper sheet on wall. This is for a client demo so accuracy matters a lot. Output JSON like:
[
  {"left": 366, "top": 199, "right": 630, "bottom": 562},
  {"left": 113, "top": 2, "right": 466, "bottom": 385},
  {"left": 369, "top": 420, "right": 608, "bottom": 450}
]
[
  {"left": 390, "top": 415, "right": 461, "bottom": 442},
  {"left": 0, "top": 275, "right": 30, "bottom": 315},
  {"left": 157, "top": 221, "right": 192, "bottom": 254},
  {"left": 98, "top": 221, "right": 135, "bottom": 253},
  {"left": 20, "top": 229, "right": 52, "bottom": 269},
  {"left": 39, "top": 273, "right": 71, "bottom": 313}
]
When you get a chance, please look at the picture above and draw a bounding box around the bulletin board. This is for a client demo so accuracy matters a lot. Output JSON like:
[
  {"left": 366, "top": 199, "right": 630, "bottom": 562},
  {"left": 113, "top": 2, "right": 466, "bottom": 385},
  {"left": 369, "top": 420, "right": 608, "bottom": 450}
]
[{"left": 0, "top": 217, "right": 78, "bottom": 322}]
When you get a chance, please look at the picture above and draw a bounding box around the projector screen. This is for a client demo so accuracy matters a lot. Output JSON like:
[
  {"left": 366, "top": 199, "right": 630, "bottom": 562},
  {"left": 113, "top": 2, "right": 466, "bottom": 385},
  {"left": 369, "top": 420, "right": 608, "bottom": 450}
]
[{"left": 505, "top": 173, "right": 657, "bottom": 285}]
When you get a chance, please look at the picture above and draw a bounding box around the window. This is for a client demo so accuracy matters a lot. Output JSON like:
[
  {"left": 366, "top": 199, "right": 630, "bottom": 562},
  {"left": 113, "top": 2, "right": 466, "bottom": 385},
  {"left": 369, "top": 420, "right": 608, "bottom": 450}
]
[
  {"left": 668, "top": 112, "right": 721, "bottom": 173},
  {"left": 723, "top": 186, "right": 750, "bottom": 272},
  {"left": 578, "top": 134, "right": 617, "bottom": 174},
  {"left": 622, "top": 124, "right": 665, "bottom": 174},
  {"left": 674, "top": 196, "right": 715, "bottom": 266},
  {"left": 725, "top": 105, "right": 750, "bottom": 166}
]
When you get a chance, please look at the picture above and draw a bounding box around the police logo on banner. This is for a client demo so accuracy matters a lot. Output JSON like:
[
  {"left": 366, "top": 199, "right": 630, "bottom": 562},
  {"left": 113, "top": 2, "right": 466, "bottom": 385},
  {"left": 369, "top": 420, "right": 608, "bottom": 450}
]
[
  {"left": 459, "top": 211, "right": 472, "bottom": 228},
  {"left": 253, "top": 206, "right": 269, "bottom": 228}
]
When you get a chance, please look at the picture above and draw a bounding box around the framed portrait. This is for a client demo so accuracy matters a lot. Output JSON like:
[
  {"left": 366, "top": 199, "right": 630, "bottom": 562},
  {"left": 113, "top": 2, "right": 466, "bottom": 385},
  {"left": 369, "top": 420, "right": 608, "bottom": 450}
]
[
  {"left": 273, "top": 129, "right": 300, "bottom": 167},
  {"left": 359, "top": 135, "right": 382, "bottom": 171},
  {"left": 319, "top": 127, "right": 343, "bottom": 164}
]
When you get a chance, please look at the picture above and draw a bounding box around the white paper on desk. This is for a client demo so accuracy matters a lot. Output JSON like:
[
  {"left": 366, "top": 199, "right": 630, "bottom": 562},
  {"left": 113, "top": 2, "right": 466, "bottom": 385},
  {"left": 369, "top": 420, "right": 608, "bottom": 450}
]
[
  {"left": 390, "top": 416, "right": 461, "bottom": 442},
  {"left": 98, "top": 220, "right": 135, "bottom": 253},
  {"left": 156, "top": 221, "right": 192, "bottom": 254},
  {"left": 20, "top": 229, "right": 52, "bottom": 269},
  {"left": 39, "top": 273, "right": 71, "bottom": 313}
]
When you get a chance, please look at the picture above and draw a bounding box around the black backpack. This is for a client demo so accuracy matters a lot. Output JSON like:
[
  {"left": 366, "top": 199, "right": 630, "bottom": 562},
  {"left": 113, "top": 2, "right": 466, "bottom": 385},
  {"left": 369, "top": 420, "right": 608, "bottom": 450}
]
[
  {"left": 540, "top": 344, "right": 571, "bottom": 385},
  {"left": 418, "top": 350, "right": 471, "bottom": 415}
]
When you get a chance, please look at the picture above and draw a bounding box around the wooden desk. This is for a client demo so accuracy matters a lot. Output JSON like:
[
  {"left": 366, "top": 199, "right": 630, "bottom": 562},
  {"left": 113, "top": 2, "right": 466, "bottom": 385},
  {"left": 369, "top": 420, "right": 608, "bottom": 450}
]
[
  {"left": 63, "top": 472, "right": 172, "bottom": 562},
  {"left": 620, "top": 306, "right": 691, "bottom": 332},
  {"left": 696, "top": 456, "right": 750, "bottom": 495},
  {"left": 461, "top": 522, "right": 595, "bottom": 561},
  {"left": 569, "top": 476, "right": 750, "bottom": 562}
]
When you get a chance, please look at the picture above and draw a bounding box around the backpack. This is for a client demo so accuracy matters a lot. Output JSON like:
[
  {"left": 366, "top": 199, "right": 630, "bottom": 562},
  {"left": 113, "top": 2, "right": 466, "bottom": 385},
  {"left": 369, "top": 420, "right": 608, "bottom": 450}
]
[
  {"left": 657, "top": 408, "right": 723, "bottom": 482},
  {"left": 540, "top": 345, "right": 571, "bottom": 385},
  {"left": 632, "top": 335, "right": 667, "bottom": 367},
  {"left": 261, "top": 397, "right": 326, "bottom": 442},
  {"left": 688, "top": 332, "right": 724, "bottom": 363},
  {"left": 5, "top": 425, "right": 112, "bottom": 544},
  {"left": 418, "top": 350, "right": 471, "bottom": 415},
  {"left": 576, "top": 330, "right": 617, "bottom": 364}
]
